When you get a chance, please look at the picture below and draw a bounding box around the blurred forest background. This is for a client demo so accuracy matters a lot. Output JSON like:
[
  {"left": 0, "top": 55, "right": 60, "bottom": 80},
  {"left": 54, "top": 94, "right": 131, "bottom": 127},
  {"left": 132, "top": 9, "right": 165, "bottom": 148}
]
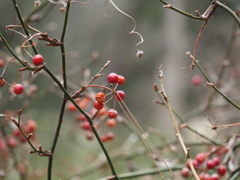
[{"left": 1, "top": 0, "right": 240, "bottom": 179}]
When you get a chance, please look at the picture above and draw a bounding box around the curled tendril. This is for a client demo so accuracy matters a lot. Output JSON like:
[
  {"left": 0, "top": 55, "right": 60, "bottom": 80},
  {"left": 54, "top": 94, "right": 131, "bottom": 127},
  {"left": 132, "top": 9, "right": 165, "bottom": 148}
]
[{"left": 109, "top": 0, "right": 144, "bottom": 58}]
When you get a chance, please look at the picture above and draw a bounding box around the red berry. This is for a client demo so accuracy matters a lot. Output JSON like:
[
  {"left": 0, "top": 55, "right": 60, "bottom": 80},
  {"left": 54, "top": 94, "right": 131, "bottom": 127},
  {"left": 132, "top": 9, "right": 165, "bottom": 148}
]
[
  {"left": 106, "top": 132, "right": 114, "bottom": 141},
  {"left": 107, "top": 73, "right": 118, "bottom": 84},
  {"left": 0, "top": 59, "right": 4, "bottom": 67},
  {"left": 195, "top": 153, "right": 207, "bottom": 164},
  {"left": 211, "top": 173, "right": 220, "bottom": 180},
  {"left": 106, "top": 119, "right": 116, "bottom": 127},
  {"left": 67, "top": 102, "right": 77, "bottom": 112},
  {"left": 218, "top": 165, "right": 227, "bottom": 176},
  {"left": 115, "top": 90, "right": 125, "bottom": 101},
  {"left": 107, "top": 109, "right": 118, "bottom": 118},
  {"left": 85, "top": 131, "right": 94, "bottom": 141},
  {"left": 181, "top": 167, "right": 190, "bottom": 178},
  {"left": 0, "top": 77, "right": 6, "bottom": 87},
  {"left": 117, "top": 75, "right": 125, "bottom": 85},
  {"left": 192, "top": 75, "right": 202, "bottom": 86},
  {"left": 101, "top": 135, "right": 108, "bottom": 142},
  {"left": 93, "top": 101, "right": 104, "bottom": 110},
  {"left": 95, "top": 92, "right": 106, "bottom": 103},
  {"left": 7, "top": 136, "right": 18, "bottom": 148},
  {"left": 13, "top": 128, "right": 21, "bottom": 137},
  {"left": 212, "top": 156, "right": 221, "bottom": 166},
  {"left": 206, "top": 159, "right": 216, "bottom": 169},
  {"left": 13, "top": 84, "right": 24, "bottom": 94},
  {"left": 32, "top": 54, "right": 44, "bottom": 66},
  {"left": 80, "top": 121, "right": 91, "bottom": 130},
  {"left": 25, "top": 120, "right": 37, "bottom": 133},
  {"left": 186, "top": 159, "right": 199, "bottom": 169},
  {"left": 198, "top": 174, "right": 205, "bottom": 180}
]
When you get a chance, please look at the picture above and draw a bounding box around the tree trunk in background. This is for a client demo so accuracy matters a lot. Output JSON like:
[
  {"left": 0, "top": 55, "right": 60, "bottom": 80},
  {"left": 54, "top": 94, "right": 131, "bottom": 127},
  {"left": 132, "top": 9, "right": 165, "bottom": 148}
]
[{"left": 161, "top": 1, "right": 189, "bottom": 113}]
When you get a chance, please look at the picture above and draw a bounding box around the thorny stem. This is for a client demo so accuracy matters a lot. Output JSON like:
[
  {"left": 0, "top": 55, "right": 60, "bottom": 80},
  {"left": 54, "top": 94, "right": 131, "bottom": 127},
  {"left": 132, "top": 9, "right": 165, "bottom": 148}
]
[
  {"left": 158, "top": 66, "right": 200, "bottom": 180},
  {"left": 12, "top": 0, "right": 38, "bottom": 54},
  {"left": 158, "top": 0, "right": 203, "bottom": 20}
]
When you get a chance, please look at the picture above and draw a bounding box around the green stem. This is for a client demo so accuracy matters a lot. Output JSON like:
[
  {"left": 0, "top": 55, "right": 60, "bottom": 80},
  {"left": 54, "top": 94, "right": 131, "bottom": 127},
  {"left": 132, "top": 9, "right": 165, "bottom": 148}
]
[
  {"left": 43, "top": 66, "right": 119, "bottom": 179},
  {"left": 159, "top": 0, "right": 203, "bottom": 20},
  {"left": 98, "top": 166, "right": 183, "bottom": 180},
  {"left": 12, "top": 0, "right": 38, "bottom": 54},
  {"left": 214, "top": 1, "right": 240, "bottom": 28},
  {"left": 194, "top": 60, "right": 240, "bottom": 111},
  {"left": 0, "top": 33, "right": 26, "bottom": 67}
]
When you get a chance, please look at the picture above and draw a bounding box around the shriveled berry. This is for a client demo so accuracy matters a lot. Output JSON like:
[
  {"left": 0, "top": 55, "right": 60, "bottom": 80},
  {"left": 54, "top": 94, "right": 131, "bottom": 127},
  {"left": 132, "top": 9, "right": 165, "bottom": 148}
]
[
  {"left": 0, "top": 77, "right": 6, "bottom": 87},
  {"left": 107, "top": 73, "right": 118, "bottom": 84},
  {"left": 93, "top": 101, "right": 104, "bottom": 110},
  {"left": 115, "top": 90, "right": 125, "bottom": 101},
  {"left": 206, "top": 159, "right": 216, "bottom": 169},
  {"left": 32, "top": 54, "right": 44, "bottom": 66},
  {"left": 106, "top": 119, "right": 116, "bottom": 127},
  {"left": 107, "top": 109, "right": 118, "bottom": 118},
  {"left": 192, "top": 75, "right": 202, "bottom": 86},
  {"left": 95, "top": 92, "right": 106, "bottom": 103},
  {"left": 195, "top": 152, "right": 207, "bottom": 164},
  {"left": 181, "top": 167, "right": 190, "bottom": 178},
  {"left": 117, "top": 75, "right": 125, "bottom": 85},
  {"left": 13, "top": 84, "right": 24, "bottom": 94},
  {"left": 218, "top": 165, "right": 227, "bottom": 176},
  {"left": 85, "top": 131, "right": 94, "bottom": 141}
]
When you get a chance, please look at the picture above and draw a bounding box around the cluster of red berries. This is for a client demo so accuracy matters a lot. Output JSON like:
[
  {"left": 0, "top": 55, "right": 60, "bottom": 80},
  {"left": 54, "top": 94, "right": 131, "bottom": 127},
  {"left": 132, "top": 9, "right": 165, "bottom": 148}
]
[
  {"left": 181, "top": 147, "right": 228, "bottom": 180},
  {"left": 67, "top": 72, "right": 126, "bottom": 142}
]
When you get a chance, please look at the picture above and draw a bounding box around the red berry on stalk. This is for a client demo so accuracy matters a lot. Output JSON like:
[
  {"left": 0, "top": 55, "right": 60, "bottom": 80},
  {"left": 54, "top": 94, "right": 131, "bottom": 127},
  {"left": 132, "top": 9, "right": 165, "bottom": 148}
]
[
  {"left": 115, "top": 90, "right": 125, "bottom": 101},
  {"left": 95, "top": 92, "right": 106, "bottom": 103},
  {"left": 32, "top": 54, "right": 44, "bottom": 66},
  {"left": 80, "top": 121, "right": 91, "bottom": 131},
  {"left": 107, "top": 109, "right": 118, "bottom": 118},
  {"left": 195, "top": 152, "right": 207, "bottom": 164},
  {"left": 0, "top": 77, "right": 6, "bottom": 87},
  {"left": 181, "top": 167, "right": 190, "bottom": 178},
  {"left": 107, "top": 73, "right": 118, "bottom": 84},
  {"left": 117, "top": 75, "right": 125, "bottom": 85},
  {"left": 206, "top": 159, "right": 216, "bottom": 169},
  {"left": 93, "top": 101, "right": 104, "bottom": 110},
  {"left": 192, "top": 75, "right": 202, "bottom": 86},
  {"left": 13, "top": 84, "right": 24, "bottom": 94},
  {"left": 218, "top": 165, "right": 227, "bottom": 176},
  {"left": 106, "top": 118, "right": 116, "bottom": 127},
  {"left": 0, "top": 59, "right": 4, "bottom": 67},
  {"left": 25, "top": 120, "right": 37, "bottom": 133}
]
